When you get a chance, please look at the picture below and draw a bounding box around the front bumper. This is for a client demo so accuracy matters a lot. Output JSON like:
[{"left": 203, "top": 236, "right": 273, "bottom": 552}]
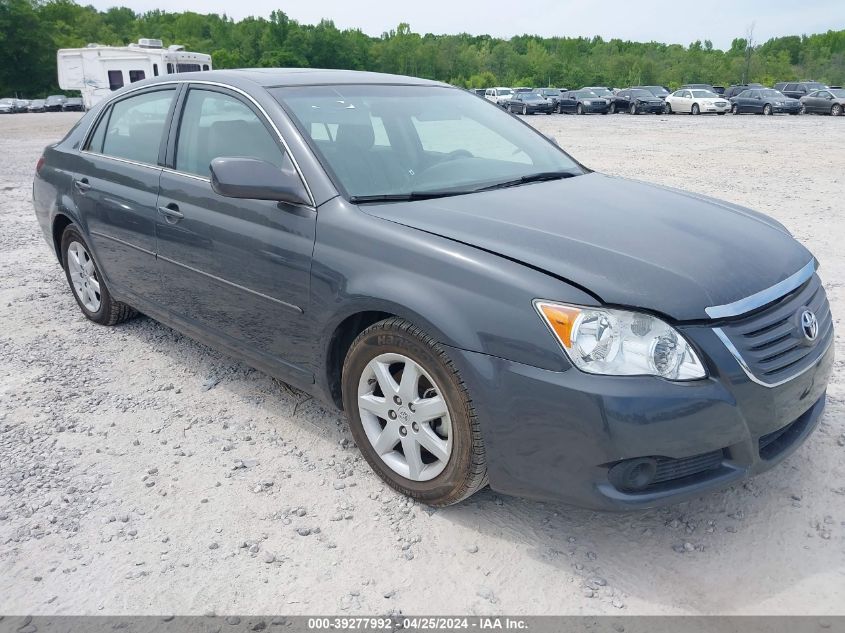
[
  {"left": 772, "top": 103, "right": 800, "bottom": 114},
  {"left": 637, "top": 102, "right": 665, "bottom": 113},
  {"left": 447, "top": 326, "right": 833, "bottom": 510},
  {"left": 582, "top": 103, "right": 610, "bottom": 113},
  {"left": 702, "top": 102, "right": 730, "bottom": 113}
]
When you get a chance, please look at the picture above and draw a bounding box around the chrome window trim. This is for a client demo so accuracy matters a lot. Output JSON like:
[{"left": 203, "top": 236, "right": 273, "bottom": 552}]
[
  {"left": 79, "top": 79, "right": 316, "bottom": 207},
  {"left": 705, "top": 260, "right": 816, "bottom": 319},
  {"left": 713, "top": 327, "right": 832, "bottom": 388},
  {"left": 79, "top": 150, "right": 162, "bottom": 172}
]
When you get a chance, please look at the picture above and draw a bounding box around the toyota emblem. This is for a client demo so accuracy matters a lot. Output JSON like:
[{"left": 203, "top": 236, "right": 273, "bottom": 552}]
[{"left": 800, "top": 309, "right": 819, "bottom": 342}]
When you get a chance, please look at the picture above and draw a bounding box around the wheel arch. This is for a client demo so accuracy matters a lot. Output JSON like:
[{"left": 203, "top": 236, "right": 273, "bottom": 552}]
[{"left": 51, "top": 213, "right": 74, "bottom": 263}]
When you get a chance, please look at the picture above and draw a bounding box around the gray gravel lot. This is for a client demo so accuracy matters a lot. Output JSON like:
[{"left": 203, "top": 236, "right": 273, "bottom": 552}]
[{"left": 0, "top": 110, "right": 843, "bottom": 616}]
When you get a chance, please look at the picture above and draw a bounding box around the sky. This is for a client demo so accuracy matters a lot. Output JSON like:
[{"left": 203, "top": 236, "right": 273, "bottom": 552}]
[{"left": 86, "top": 0, "right": 845, "bottom": 49}]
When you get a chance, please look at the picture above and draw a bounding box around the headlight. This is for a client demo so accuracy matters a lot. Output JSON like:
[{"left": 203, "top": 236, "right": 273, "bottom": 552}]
[
  {"left": 774, "top": 101, "right": 783, "bottom": 106},
  {"left": 583, "top": 100, "right": 592, "bottom": 105},
  {"left": 534, "top": 301, "right": 706, "bottom": 380}
]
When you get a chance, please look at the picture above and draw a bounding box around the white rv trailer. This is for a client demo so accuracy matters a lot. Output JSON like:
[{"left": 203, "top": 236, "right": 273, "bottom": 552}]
[{"left": 57, "top": 38, "right": 212, "bottom": 110}]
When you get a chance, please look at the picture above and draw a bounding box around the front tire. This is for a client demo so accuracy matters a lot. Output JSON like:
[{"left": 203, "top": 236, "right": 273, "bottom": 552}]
[
  {"left": 61, "top": 225, "right": 136, "bottom": 326},
  {"left": 342, "top": 318, "right": 488, "bottom": 506}
]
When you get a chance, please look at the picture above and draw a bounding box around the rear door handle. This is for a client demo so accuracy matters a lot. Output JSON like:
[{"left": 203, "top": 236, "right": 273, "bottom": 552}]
[
  {"left": 157, "top": 203, "right": 184, "bottom": 223},
  {"left": 73, "top": 178, "right": 91, "bottom": 194}
]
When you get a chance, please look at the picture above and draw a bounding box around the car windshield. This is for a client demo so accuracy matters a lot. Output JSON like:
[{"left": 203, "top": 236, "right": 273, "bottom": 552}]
[
  {"left": 587, "top": 88, "right": 611, "bottom": 96},
  {"left": 273, "top": 84, "right": 583, "bottom": 200},
  {"left": 831, "top": 89, "right": 845, "bottom": 98},
  {"left": 539, "top": 89, "right": 558, "bottom": 96},
  {"left": 644, "top": 86, "right": 668, "bottom": 95},
  {"left": 629, "top": 89, "right": 653, "bottom": 98},
  {"left": 497, "top": 89, "right": 512, "bottom": 96},
  {"left": 760, "top": 90, "right": 784, "bottom": 98},
  {"left": 574, "top": 91, "right": 598, "bottom": 98},
  {"left": 691, "top": 90, "right": 718, "bottom": 98},
  {"left": 806, "top": 83, "right": 826, "bottom": 90},
  {"left": 523, "top": 94, "right": 544, "bottom": 101}
]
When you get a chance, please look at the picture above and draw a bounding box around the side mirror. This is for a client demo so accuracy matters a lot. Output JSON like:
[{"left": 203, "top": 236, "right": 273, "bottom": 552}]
[{"left": 210, "top": 156, "right": 311, "bottom": 206}]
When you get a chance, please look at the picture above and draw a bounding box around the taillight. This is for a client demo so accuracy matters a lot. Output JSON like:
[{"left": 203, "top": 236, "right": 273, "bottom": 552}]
[{"left": 35, "top": 156, "right": 45, "bottom": 174}]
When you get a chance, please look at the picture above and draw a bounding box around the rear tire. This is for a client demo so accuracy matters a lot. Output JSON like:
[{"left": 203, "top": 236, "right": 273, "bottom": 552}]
[
  {"left": 609, "top": 103, "right": 616, "bottom": 114},
  {"left": 629, "top": 102, "right": 637, "bottom": 115},
  {"left": 691, "top": 103, "right": 700, "bottom": 115},
  {"left": 731, "top": 104, "right": 739, "bottom": 115},
  {"left": 763, "top": 104, "right": 773, "bottom": 115},
  {"left": 832, "top": 104, "right": 842, "bottom": 116},
  {"left": 577, "top": 104, "right": 584, "bottom": 115},
  {"left": 342, "top": 318, "right": 488, "bottom": 506},
  {"left": 665, "top": 103, "right": 673, "bottom": 114},
  {"left": 60, "top": 225, "right": 137, "bottom": 326}
]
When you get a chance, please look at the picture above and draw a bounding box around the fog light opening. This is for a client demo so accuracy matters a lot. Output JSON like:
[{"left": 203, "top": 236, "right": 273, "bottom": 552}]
[{"left": 608, "top": 458, "right": 658, "bottom": 492}]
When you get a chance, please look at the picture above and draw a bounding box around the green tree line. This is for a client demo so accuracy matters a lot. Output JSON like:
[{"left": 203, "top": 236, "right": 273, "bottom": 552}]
[{"left": 2, "top": 0, "right": 844, "bottom": 97}]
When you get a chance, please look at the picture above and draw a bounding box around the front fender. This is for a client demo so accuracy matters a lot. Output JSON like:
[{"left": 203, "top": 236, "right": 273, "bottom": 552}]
[{"left": 310, "top": 197, "right": 597, "bottom": 373}]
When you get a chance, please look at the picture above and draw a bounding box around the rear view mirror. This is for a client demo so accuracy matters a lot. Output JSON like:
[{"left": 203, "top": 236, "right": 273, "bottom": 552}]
[{"left": 210, "top": 157, "right": 311, "bottom": 206}]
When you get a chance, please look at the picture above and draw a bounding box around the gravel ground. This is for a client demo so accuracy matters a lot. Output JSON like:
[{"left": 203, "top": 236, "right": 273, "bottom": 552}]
[{"left": 0, "top": 111, "right": 843, "bottom": 616}]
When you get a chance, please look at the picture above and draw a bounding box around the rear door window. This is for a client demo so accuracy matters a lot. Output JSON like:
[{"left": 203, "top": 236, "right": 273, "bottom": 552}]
[{"left": 99, "top": 89, "right": 175, "bottom": 165}]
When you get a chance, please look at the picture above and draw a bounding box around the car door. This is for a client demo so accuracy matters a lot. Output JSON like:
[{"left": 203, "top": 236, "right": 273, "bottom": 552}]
[
  {"left": 812, "top": 91, "right": 830, "bottom": 112},
  {"left": 616, "top": 90, "right": 628, "bottom": 110},
  {"left": 674, "top": 91, "right": 690, "bottom": 112},
  {"left": 562, "top": 93, "right": 577, "bottom": 113},
  {"left": 154, "top": 84, "right": 317, "bottom": 379},
  {"left": 73, "top": 86, "right": 177, "bottom": 304}
]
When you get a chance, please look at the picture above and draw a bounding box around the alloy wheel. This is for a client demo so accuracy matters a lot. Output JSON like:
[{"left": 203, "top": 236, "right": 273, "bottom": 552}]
[
  {"left": 357, "top": 353, "right": 452, "bottom": 482},
  {"left": 66, "top": 241, "right": 101, "bottom": 312},
  {"left": 833, "top": 104, "right": 842, "bottom": 116}
]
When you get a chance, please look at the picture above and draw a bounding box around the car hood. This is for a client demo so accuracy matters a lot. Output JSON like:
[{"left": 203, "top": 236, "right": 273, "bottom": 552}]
[{"left": 360, "top": 173, "right": 812, "bottom": 321}]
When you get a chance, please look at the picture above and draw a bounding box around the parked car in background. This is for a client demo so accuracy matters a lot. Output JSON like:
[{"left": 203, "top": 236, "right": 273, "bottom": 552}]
[
  {"left": 27, "top": 99, "right": 47, "bottom": 113},
  {"left": 513, "top": 87, "right": 532, "bottom": 94},
  {"left": 14, "top": 99, "right": 31, "bottom": 112},
  {"left": 665, "top": 89, "right": 729, "bottom": 114},
  {"left": 581, "top": 86, "right": 614, "bottom": 102},
  {"left": 774, "top": 82, "right": 827, "bottom": 100},
  {"left": 680, "top": 83, "right": 717, "bottom": 93},
  {"left": 558, "top": 90, "right": 610, "bottom": 114},
  {"left": 730, "top": 88, "right": 800, "bottom": 115},
  {"left": 473, "top": 89, "right": 486, "bottom": 97},
  {"left": 484, "top": 87, "right": 513, "bottom": 107},
  {"left": 635, "top": 85, "right": 670, "bottom": 100},
  {"left": 507, "top": 92, "right": 553, "bottom": 115},
  {"left": 609, "top": 88, "right": 665, "bottom": 114},
  {"left": 534, "top": 88, "right": 563, "bottom": 109},
  {"left": 0, "top": 98, "right": 17, "bottom": 114},
  {"left": 799, "top": 89, "right": 845, "bottom": 116},
  {"left": 723, "top": 84, "right": 764, "bottom": 100},
  {"left": 712, "top": 86, "right": 726, "bottom": 95},
  {"left": 45, "top": 95, "right": 67, "bottom": 111},
  {"left": 62, "top": 97, "right": 84, "bottom": 112},
  {"left": 32, "top": 69, "right": 833, "bottom": 509}
]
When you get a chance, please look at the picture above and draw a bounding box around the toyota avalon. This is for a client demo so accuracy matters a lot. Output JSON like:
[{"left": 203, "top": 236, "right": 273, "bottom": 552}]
[{"left": 32, "top": 69, "right": 833, "bottom": 509}]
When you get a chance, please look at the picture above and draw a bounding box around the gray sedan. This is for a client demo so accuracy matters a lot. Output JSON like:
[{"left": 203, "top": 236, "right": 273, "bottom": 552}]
[
  {"left": 32, "top": 70, "right": 832, "bottom": 509},
  {"left": 800, "top": 89, "right": 845, "bottom": 116}
]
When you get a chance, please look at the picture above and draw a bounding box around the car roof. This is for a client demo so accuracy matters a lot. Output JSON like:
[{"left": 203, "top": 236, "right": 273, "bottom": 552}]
[{"left": 136, "top": 68, "right": 450, "bottom": 90}]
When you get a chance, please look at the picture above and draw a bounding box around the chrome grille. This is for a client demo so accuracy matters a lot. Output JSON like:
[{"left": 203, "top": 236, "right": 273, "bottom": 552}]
[{"left": 716, "top": 274, "right": 832, "bottom": 386}]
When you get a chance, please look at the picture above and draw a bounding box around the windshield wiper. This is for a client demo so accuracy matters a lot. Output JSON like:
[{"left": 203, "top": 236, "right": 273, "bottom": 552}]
[
  {"left": 349, "top": 170, "right": 581, "bottom": 204},
  {"left": 475, "top": 170, "right": 580, "bottom": 192},
  {"left": 349, "top": 190, "right": 474, "bottom": 204}
]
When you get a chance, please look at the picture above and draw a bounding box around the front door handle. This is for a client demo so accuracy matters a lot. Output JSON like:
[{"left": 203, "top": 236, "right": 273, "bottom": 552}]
[
  {"left": 73, "top": 178, "right": 91, "bottom": 194},
  {"left": 158, "top": 203, "right": 184, "bottom": 223}
]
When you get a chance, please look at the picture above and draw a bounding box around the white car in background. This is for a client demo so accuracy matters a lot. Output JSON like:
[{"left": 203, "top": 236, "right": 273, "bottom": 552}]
[
  {"left": 484, "top": 87, "right": 514, "bottom": 107},
  {"left": 665, "top": 89, "right": 729, "bottom": 115}
]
